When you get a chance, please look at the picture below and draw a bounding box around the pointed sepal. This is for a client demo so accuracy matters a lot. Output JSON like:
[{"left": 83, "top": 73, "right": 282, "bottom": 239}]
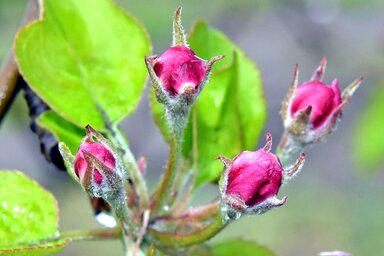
[
  {"left": 58, "top": 142, "right": 79, "bottom": 183},
  {"left": 311, "top": 57, "right": 327, "bottom": 81},
  {"left": 283, "top": 153, "right": 306, "bottom": 182},
  {"left": 172, "top": 6, "right": 188, "bottom": 47},
  {"left": 281, "top": 64, "right": 299, "bottom": 125}
]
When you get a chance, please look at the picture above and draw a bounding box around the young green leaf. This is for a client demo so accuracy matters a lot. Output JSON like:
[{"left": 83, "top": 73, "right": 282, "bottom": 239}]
[
  {"left": 188, "top": 21, "right": 265, "bottom": 151},
  {"left": 353, "top": 83, "right": 384, "bottom": 170},
  {"left": 15, "top": 0, "right": 151, "bottom": 130},
  {"left": 188, "top": 240, "right": 274, "bottom": 256},
  {"left": 210, "top": 239, "right": 275, "bottom": 256},
  {"left": 149, "top": 21, "right": 266, "bottom": 188},
  {"left": 37, "top": 110, "right": 85, "bottom": 153},
  {"left": 187, "top": 60, "right": 243, "bottom": 187},
  {"left": 0, "top": 171, "right": 66, "bottom": 255}
]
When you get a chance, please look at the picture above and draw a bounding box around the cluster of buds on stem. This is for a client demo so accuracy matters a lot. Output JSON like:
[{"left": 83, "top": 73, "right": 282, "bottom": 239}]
[
  {"left": 218, "top": 133, "right": 305, "bottom": 219},
  {"left": 55, "top": 7, "right": 363, "bottom": 255}
]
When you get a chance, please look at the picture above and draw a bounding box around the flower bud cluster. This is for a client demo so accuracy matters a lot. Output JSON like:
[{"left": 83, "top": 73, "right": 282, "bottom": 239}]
[{"left": 56, "top": 7, "right": 363, "bottom": 253}]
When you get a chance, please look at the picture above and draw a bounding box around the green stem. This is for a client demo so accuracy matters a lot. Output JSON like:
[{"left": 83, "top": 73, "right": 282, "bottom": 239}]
[
  {"left": 121, "top": 223, "right": 136, "bottom": 256},
  {"left": 0, "top": 0, "right": 39, "bottom": 123},
  {"left": 108, "top": 194, "right": 138, "bottom": 256},
  {"left": 276, "top": 131, "right": 306, "bottom": 168},
  {"left": 150, "top": 128, "right": 183, "bottom": 215},
  {"left": 150, "top": 106, "right": 188, "bottom": 216},
  {"left": 156, "top": 199, "right": 220, "bottom": 223},
  {"left": 107, "top": 125, "right": 149, "bottom": 210},
  {"left": 108, "top": 192, "right": 137, "bottom": 237},
  {"left": 60, "top": 227, "right": 121, "bottom": 242},
  {"left": 16, "top": 228, "right": 121, "bottom": 247},
  {"left": 148, "top": 208, "right": 228, "bottom": 248},
  {"left": 66, "top": 226, "right": 141, "bottom": 256}
]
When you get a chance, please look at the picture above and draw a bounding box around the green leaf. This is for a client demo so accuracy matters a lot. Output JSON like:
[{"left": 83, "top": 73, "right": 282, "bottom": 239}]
[
  {"left": 210, "top": 239, "right": 274, "bottom": 256},
  {"left": 0, "top": 171, "right": 66, "bottom": 255},
  {"left": 15, "top": 0, "right": 151, "bottom": 130},
  {"left": 188, "top": 240, "right": 274, "bottom": 256},
  {"left": 149, "top": 21, "right": 266, "bottom": 188},
  {"left": 189, "top": 21, "right": 265, "bottom": 148},
  {"left": 37, "top": 110, "right": 85, "bottom": 153},
  {"left": 353, "top": 84, "right": 384, "bottom": 170},
  {"left": 187, "top": 60, "right": 243, "bottom": 187}
]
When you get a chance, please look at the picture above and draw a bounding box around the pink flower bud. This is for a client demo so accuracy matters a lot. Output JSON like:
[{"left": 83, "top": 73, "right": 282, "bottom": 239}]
[
  {"left": 153, "top": 46, "right": 207, "bottom": 95},
  {"left": 145, "top": 7, "right": 223, "bottom": 109},
  {"left": 217, "top": 133, "right": 298, "bottom": 216},
  {"left": 74, "top": 141, "right": 116, "bottom": 185},
  {"left": 290, "top": 79, "right": 342, "bottom": 128},
  {"left": 280, "top": 58, "right": 362, "bottom": 145},
  {"left": 218, "top": 134, "right": 291, "bottom": 216},
  {"left": 226, "top": 150, "right": 283, "bottom": 209}
]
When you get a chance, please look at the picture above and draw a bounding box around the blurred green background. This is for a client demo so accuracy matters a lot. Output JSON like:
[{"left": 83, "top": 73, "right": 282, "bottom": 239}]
[{"left": 1, "top": 0, "right": 384, "bottom": 255}]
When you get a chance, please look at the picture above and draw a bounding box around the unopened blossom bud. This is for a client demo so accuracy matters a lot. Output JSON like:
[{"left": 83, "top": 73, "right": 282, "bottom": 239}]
[
  {"left": 226, "top": 150, "right": 283, "bottom": 208},
  {"left": 145, "top": 7, "right": 223, "bottom": 108},
  {"left": 59, "top": 125, "right": 125, "bottom": 198},
  {"left": 74, "top": 141, "right": 116, "bottom": 185},
  {"left": 281, "top": 58, "right": 363, "bottom": 144},
  {"left": 59, "top": 125, "right": 135, "bottom": 231},
  {"left": 153, "top": 46, "right": 207, "bottom": 96},
  {"left": 218, "top": 133, "right": 304, "bottom": 216}
]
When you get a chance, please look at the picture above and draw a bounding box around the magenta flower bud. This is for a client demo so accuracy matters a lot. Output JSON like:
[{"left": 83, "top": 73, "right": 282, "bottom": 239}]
[
  {"left": 226, "top": 150, "right": 283, "bottom": 208},
  {"left": 153, "top": 46, "right": 207, "bottom": 96},
  {"left": 145, "top": 7, "right": 223, "bottom": 109},
  {"left": 59, "top": 125, "right": 134, "bottom": 230},
  {"left": 281, "top": 58, "right": 363, "bottom": 144},
  {"left": 74, "top": 141, "right": 116, "bottom": 185},
  {"left": 218, "top": 133, "right": 301, "bottom": 216},
  {"left": 290, "top": 79, "right": 341, "bottom": 129}
]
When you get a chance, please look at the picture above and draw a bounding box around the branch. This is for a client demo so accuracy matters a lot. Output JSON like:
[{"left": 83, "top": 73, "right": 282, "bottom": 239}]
[{"left": 0, "top": 0, "right": 39, "bottom": 123}]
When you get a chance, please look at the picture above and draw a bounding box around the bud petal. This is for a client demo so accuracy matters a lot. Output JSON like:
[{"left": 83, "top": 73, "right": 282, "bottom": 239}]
[
  {"left": 74, "top": 141, "right": 116, "bottom": 188},
  {"left": 290, "top": 79, "right": 341, "bottom": 129},
  {"left": 153, "top": 46, "right": 207, "bottom": 96}
]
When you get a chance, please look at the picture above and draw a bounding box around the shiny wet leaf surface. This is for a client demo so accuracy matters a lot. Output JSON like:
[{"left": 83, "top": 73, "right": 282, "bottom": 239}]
[{"left": 0, "top": 171, "right": 59, "bottom": 247}]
